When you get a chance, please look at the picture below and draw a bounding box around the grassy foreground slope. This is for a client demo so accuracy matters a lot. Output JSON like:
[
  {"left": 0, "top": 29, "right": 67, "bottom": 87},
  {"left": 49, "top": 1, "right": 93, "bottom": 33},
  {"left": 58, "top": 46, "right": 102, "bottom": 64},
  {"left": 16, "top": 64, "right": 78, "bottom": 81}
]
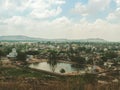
[{"left": 0, "top": 66, "right": 119, "bottom": 90}]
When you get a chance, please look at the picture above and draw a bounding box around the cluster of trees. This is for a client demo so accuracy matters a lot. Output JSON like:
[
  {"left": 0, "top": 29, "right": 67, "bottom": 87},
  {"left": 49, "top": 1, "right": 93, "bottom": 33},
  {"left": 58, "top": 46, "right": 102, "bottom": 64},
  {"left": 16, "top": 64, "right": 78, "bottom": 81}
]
[
  {"left": 0, "top": 42, "right": 120, "bottom": 67},
  {"left": 47, "top": 50, "right": 58, "bottom": 72},
  {"left": 16, "top": 50, "right": 40, "bottom": 61},
  {"left": 101, "top": 51, "right": 118, "bottom": 62}
]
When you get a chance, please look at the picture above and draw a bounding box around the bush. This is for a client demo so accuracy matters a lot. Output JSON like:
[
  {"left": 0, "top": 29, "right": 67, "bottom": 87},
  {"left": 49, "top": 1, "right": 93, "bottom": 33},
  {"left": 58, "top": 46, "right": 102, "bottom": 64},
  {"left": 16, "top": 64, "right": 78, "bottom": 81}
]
[
  {"left": 17, "top": 52, "right": 27, "bottom": 61},
  {"left": 60, "top": 69, "right": 65, "bottom": 73}
]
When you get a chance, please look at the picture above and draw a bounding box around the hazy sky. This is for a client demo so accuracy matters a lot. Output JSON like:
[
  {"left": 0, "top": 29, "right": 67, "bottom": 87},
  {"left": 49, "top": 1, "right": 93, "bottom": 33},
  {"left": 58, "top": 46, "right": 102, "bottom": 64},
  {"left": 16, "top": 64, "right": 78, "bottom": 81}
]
[{"left": 0, "top": 0, "right": 120, "bottom": 41}]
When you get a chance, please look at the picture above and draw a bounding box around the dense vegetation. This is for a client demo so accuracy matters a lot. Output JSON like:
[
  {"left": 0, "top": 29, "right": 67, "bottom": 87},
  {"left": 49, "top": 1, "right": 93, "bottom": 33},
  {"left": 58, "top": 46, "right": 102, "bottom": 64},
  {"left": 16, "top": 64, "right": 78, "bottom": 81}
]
[{"left": 0, "top": 41, "right": 120, "bottom": 90}]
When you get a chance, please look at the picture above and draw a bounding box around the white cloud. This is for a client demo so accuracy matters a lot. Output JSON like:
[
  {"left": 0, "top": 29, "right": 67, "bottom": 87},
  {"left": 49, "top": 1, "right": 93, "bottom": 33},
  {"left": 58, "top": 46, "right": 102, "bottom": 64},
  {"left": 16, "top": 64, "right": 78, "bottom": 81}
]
[
  {"left": 72, "top": 3, "right": 88, "bottom": 16},
  {"left": 67, "top": 19, "right": 120, "bottom": 41},
  {"left": 30, "top": 6, "right": 62, "bottom": 19},
  {"left": 1, "top": 15, "right": 120, "bottom": 41},
  {"left": 0, "top": 0, "right": 120, "bottom": 41},
  {"left": 3, "top": 0, "right": 27, "bottom": 11},
  {"left": 4, "top": 16, "right": 24, "bottom": 25},
  {"left": 48, "top": 0, "right": 66, "bottom": 5},
  {"left": 72, "top": 0, "right": 111, "bottom": 16},
  {"left": 107, "top": 8, "right": 120, "bottom": 22},
  {"left": 115, "top": 0, "right": 120, "bottom": 6},
  {"left": 0, "top": 0, "right": 65, "bottom": 19},
  {"left": 28, "top": 0, "right": 65, "bottom": 19}
]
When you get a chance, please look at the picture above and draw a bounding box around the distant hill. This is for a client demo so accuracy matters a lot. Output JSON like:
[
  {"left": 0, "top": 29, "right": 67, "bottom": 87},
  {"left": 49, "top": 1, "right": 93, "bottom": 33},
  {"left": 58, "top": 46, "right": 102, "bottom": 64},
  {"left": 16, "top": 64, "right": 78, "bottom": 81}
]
[
  {"left": 0, "top": 35, "right": 44, "bottom": 41},
  {"left": 83, "top": 38, "right": 107, "bottom": 42},
  {"left": 0, "top": 35, "right": 107, "bottom": 42}
]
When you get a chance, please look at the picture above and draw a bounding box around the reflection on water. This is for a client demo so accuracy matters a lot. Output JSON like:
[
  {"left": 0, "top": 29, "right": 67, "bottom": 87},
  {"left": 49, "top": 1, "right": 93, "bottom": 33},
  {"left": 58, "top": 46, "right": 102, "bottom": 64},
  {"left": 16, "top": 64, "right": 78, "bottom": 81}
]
[
  {"left": 47, "top": 60, "right": 57, "bottom": 72},
  {"left": 29, "top": 62, "right": 86, "bottom": 74}
]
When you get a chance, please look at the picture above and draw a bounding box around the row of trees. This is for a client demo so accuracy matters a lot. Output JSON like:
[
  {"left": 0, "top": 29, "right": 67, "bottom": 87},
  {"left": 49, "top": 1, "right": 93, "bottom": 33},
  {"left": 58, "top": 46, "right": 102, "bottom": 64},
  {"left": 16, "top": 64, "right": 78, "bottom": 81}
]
[
  {"left": 0, "top": 42, "right": 119, "bottom": 67},
  {"left": 0, "top": 48, "right": 119, "bottom": 64}
]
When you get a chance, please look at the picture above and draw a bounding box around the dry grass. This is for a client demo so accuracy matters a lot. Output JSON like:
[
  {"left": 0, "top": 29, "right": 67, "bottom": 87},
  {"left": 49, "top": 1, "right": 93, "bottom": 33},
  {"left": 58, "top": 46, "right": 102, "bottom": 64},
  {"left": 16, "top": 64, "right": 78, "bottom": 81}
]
[
  {"left": 0, "top": 77, "right": 119, "bottom": 90},
  {"left": 0, "top": 67, "right": 119, "bottom": 90}
]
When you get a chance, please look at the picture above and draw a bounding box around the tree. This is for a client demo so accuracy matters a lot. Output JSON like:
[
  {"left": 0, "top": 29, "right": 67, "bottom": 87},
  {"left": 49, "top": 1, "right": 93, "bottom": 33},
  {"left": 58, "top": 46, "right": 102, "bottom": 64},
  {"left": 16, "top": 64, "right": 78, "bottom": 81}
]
[
  {"left": 26, "top": 51, "right": 39, "bottom": 55},
  {"left": 70, "top": 55, "right": 86, "bottom": 64},
  {"left": 105, "top": 51, "right": 118, "bottom": 59},
  {"left": 47, "top": 50, "right": 58, "bottom": 72},
  {"left": 60, "top": 68, "right": 65, "bottom": 73},
  {"left": 0, "top": 50, "right": 5, "bottom": 60},
  {"left": 102, "top": 51, "right": 118, "bottom": 62},
  {"left": 0, "top": 50, "right": 2, "bottom": 60},
  {"left": 17, "top": 52, "right": 27, "bottom": 61}
]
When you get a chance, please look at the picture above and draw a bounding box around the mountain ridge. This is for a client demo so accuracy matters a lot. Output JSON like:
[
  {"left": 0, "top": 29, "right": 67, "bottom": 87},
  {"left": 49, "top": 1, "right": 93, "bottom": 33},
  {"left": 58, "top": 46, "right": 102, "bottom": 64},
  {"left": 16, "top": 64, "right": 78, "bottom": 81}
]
[{"left": 0, "top": 35, "right": 107, "bottom": 42}]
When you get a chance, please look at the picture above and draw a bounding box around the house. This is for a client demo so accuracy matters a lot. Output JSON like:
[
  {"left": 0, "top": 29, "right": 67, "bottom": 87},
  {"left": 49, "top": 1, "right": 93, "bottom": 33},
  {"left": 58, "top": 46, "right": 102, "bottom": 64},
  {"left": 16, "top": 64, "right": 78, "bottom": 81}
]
[{"left": 7, "top": 48, "right": 18, "bottom": 60}]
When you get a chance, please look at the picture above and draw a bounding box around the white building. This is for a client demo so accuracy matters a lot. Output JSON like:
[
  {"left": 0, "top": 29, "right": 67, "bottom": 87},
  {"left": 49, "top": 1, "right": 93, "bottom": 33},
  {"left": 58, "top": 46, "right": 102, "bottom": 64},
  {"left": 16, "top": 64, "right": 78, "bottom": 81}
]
[{"left": 7, "top": 48, "right": 18, "bottom": 58}]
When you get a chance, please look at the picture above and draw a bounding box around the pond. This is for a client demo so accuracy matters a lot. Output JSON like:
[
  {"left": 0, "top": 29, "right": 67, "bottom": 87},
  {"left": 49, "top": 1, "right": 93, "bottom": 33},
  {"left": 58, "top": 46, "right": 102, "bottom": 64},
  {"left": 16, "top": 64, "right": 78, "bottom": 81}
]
[{"left": 29, "top": 62, "right": 86, "bottom": 74}]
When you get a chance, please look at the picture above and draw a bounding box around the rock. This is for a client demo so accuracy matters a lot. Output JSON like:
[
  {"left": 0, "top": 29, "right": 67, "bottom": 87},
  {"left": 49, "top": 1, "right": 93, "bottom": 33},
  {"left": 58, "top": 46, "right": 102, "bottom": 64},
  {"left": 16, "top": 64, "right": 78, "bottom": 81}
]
[
  {"left": 98, "top": 80, "right": 108, "bottom": 84},
  {"left": 112, "top": 79, "right": 119, "bottom": 83}
]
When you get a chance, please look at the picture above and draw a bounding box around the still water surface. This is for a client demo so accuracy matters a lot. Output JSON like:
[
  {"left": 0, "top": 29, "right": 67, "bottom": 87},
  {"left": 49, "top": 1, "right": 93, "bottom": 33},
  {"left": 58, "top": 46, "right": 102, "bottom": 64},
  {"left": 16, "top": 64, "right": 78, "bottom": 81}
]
[{"left": 29, "top": 62, "right": 85, "bottom": 74}]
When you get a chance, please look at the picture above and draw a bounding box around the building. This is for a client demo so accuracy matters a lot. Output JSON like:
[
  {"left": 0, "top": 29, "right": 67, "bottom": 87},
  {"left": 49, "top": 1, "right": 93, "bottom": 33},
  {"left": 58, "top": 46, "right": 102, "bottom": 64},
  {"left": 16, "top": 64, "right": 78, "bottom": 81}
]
[{"left": 7, "top": 48, "right": 18, "bottom": 59}]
